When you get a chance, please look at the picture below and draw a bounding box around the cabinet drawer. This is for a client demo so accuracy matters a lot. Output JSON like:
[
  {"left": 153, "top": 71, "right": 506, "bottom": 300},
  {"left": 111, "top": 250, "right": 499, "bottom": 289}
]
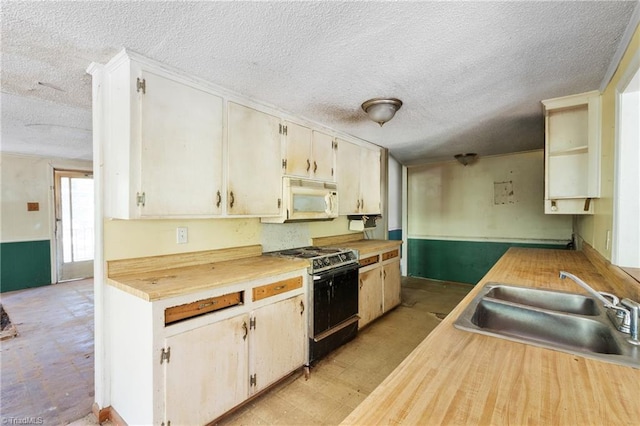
[
  {"left": 253, "top": 276, "right": 303, "bottom": 301},
  {"left": 165, "top": 291, "right": 244, "bottom": 325},
  {"left": 382, "top": 249, "right": 399, "bottom": 261},
  {"left": 359, "top": 254, "right": 380, "bottom": 267}
]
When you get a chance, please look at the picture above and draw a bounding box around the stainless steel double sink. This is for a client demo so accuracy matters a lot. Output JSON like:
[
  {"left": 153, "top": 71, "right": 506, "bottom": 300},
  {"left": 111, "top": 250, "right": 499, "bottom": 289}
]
[{"left": 453, "top": 283, "right": 639, "bottom": 368}]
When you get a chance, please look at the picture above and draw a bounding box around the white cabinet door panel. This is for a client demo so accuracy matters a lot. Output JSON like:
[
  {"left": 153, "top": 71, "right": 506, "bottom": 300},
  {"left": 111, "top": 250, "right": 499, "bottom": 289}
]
[
  {"left": 164, "top": 314, "right": 249, "bottom": 425},
  {"left": 140, "top": 70, "right": 223, "bottom": 216},
  {"left": 227, "top": 102, "right": 282, "bottom": 216},
  {"left": 250, "top": 294, "right": 306, "bottom": 394}
]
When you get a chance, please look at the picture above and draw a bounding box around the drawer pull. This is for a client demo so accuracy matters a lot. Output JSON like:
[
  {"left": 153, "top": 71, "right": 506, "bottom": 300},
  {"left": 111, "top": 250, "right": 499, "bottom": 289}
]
[
  {"left": 198, "top": 301, "right": 217, "bottom": 310},
  {"left": 274, "top": 285, "right": 286, "bottom": 291}
]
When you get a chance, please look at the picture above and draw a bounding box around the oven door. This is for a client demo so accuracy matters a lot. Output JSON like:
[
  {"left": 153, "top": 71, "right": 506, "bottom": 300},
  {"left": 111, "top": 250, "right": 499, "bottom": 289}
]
[{"left": 309, "top": 263, "right": 359, "bottom": 364}]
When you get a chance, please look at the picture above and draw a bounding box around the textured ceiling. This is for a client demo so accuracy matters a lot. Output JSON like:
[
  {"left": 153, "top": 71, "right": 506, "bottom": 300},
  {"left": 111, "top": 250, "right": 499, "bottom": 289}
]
[{"left": 1, "top": 1, "right": 637, "bottom": 164}]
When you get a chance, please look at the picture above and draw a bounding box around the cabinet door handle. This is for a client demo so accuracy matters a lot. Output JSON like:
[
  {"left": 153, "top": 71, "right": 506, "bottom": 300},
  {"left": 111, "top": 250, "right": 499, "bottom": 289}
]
[
  {"left": 359, "top": 279, "right": 363, "bottom": 289},
  {"left": 242, "top": 321, "right": 248, "bottom": 340},
  {"left": 383, "top": 270, "right": 387, "bottom": 279},
  {"left": 306, "top": 159, "right": 311, "bottom": 172},
  {"left": 230, "top": 191, "right": 235, "bottom": 208},
  {"left": 216, "top": 191, "right": 221, "bottom": 208},
  {"left": 313, "top": 161, "right": 317, "bottom": 173},
  {"left": 300, "top": 300, "right": 305, "bottom": 315},
  {"left": 356, "top": 199, "right": 360, "bottom": 209}
]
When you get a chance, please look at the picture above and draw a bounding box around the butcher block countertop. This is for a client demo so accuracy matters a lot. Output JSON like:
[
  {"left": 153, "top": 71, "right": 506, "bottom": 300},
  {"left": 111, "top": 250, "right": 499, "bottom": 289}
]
[
  {"left": 342, "top": 248, "right": 640, "bottom": 425},
  {"left": 107, "top": 245, "right": 309, "bottom": 301},
  {"left": 312, "top": 234, "right": 401, "bottom": 255},
  {"left": 333, "top": 239, "right": 401, "bottom": 256}
]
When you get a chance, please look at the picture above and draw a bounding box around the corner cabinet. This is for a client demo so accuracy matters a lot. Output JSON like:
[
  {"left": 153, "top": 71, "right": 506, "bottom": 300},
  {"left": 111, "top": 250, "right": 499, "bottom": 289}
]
[
  {"left": 336, "top": 138, "right": 381, "bottom": 215},
  {"left": 99, "top": 51, "right": 224, "bottom": 218},
  {"left": 542, "top": 90, "right": 601, "bottom": 214}
]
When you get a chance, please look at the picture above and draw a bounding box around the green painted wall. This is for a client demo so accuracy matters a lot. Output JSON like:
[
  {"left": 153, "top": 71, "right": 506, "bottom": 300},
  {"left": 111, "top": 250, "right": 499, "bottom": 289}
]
[
  {"left": 388, "top": 229, "right": 402, "bottom": 241},
  {"left": 408, "top": 239, "right": 568, "bottom": 284},
  {"left": 0, "top": 240, "right": 51, "bottom": 292}
]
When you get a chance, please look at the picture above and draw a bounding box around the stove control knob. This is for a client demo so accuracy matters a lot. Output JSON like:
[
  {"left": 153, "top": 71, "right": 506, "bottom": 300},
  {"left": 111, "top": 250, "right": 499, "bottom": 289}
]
[
  {"left": 313, "top": 259, "right": 321, "bottom": 269},
  {"left": 339, "top": 254, "right": 346, "bottom": 261},
  {"left": 323, "top": 258, "right": 331, "bottom": 266}
]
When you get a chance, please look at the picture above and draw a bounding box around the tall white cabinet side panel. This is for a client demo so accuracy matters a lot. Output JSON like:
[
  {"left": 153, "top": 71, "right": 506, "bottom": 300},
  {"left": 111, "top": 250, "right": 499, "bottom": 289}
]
[
  {"left": 311, "top": 130, "right": 336, "bottom": 181},
  {"left": 337, "top": 138, "right": 362, "bottom": 214},
  {"left": 164, "top": 314, "right": 249, "bottom": 425},
  {"left": 227, "top": 102, "right": 283, "bottom": 216},
  {"left": 104, "top": 60, "right": 136, "bottom": 218},
  {"left": 250, "top": 294, "right": 306, "bottom": 394},
  {"left": 139, "top": 71, "right": 223, "bottom": 216}
]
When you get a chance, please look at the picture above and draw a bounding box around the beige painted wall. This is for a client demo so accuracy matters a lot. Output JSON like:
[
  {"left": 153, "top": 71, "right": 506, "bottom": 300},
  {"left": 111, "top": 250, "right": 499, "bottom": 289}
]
[
  {"left": 408, "top": 150, "right": 572, "bottom": 242},
  {"left": 577, "top": 23, "right": 640, "bottom": 260},
  {"left": 104, "top": 215, "right": 357, "bottom": 260},
  {"left": 0, "top": 153, "right": 92, "bottom": 242}
]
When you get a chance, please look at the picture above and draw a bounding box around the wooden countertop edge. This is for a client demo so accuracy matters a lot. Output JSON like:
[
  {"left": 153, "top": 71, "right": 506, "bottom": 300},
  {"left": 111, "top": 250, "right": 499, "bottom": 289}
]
[
  {"left": 107, "top": 255, "right": 309, "bottom": 302},
  {"left": 341, "top": 247, "right": 640, "bottom": 425}
]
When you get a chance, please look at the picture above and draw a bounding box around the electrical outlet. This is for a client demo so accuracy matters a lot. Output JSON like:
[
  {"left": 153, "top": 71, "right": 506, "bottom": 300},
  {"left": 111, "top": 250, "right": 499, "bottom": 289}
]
[{"left": 176, "top": 227, "right": 188, "bottom": 244}]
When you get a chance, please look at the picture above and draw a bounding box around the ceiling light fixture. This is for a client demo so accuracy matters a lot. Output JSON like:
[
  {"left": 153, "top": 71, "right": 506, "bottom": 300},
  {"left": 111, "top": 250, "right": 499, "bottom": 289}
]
[
  {"left": 454, "top": 153, "right": 478, "bottom": 166},
  {"left": 361, "top": 98, "right": 403, "bottom": 126}
]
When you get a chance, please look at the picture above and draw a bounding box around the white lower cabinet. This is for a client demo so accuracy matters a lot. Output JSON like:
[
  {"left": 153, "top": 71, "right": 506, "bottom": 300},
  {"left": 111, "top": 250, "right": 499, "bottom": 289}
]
[
  {"left": 250, "top": 294, "right": 306, "bottom": 394},
  {"left": 107, "top": 270, "right": 307, "bottom": 426},
  {"left": 164, "top": 314, "right": 249, "bottom": 425},
  {"left": 163, "top": 294, "right": 306, "bottom": 424},
  {"left": 359, "top": 267, "right": 383, "bottom": 329},
  {"left": 383, "top": 258, "right": 401, "bottom": 312},
  {"left": 357, "top": 246, "right": 402, "bottom": 329}
]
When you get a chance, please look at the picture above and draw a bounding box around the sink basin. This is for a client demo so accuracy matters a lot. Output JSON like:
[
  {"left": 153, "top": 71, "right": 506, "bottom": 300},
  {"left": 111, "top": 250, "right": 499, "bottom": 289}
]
[
  {"left": 454, "top": 283, "right": 639, "bottom": 368},
  {"left": 484, "top": 285, "right": 600, "bottom": 315},
  {"left": 472, "top": 299, "right": 621, "bottom": 354}
]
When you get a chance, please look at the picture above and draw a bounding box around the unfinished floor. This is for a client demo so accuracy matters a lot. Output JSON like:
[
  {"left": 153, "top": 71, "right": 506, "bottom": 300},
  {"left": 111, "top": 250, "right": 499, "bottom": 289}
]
[
  {"left": 0, "top": 278, "right": 94, "bottom": 425},
  {"left": 0, "top": 277, "right": 472, "bottom": 425}
]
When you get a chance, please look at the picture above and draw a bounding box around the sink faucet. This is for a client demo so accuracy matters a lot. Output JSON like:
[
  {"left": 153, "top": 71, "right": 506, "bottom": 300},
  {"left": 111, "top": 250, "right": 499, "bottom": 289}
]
[
  {"left": 558, "top": 271, "right": 616, "bottom": 307},
  {"left": 559, "top": 271, "right": 640, "bottom": 346}
]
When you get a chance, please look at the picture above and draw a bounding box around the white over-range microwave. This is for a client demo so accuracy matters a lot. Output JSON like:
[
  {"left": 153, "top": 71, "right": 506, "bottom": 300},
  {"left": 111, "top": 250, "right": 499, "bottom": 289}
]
[{"left": 261, "top": 177, "right": 338, "bottom": 223}]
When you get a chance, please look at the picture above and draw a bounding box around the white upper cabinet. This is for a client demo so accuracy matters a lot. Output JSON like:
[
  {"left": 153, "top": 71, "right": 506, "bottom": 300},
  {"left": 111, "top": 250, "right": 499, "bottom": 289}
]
[
  {"left": 140, "top": 70, "right": 224, "bottom": 217},
  {"left": 542, "top": 90, "right": 601, "bottom": 214},
  {"left": 100, "top": 52, "right": 224, "bottom": 219},
  {"left": 337, "top": 138, "right": 381, "bottom": 214},
  {"left": 227, "top": 102, "right": 283, "bottom": 216},
  {"left": 311, "top": 130, "right": 337, "bottom": 181},
  {"left": 283, "top": 123, "right": 336, "bottom": 181},
  {"left": 93, "top": 50, "right": 382, "bottom": 219}
]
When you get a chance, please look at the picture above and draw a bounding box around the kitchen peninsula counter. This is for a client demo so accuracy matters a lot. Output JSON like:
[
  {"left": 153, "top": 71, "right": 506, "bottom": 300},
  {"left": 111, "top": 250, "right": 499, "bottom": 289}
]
[
  {"left": 342, "top": 248, "right": 640, "bottom": 425},
  {"left": 106, "top": 245, "right": 309, "bottom": 301}
]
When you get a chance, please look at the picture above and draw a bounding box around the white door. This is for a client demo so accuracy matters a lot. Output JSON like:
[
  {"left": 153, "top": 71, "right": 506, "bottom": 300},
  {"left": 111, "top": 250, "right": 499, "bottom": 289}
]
[
  {"left": 312, "top": 130, "right": 336, "bottom": 181},
  {"left": 139, "top": 70, "right": 224, "bottom": 216},
  {"left": 359, "top": 268, "right": 383, "bottom": 329},
  {"left": 54, "top": 170, "right": 94, "bottom": 282},
  {"left": 383, "top": 259, "right": 402, "bottom": 312},
  {"left": 250, "top": 295, "right": 306, "bottom": 394},
  {"left": 284, "top": 121, "right": 313, "bottom": 178},
  {"left": 227, "top": 102, "right": 283, "bottom": 216},
  {"left": 337, "top": 138, "right": 362, "bottom": 214},
  {"left": 360, "top": 148, "right": 381, "bottom": 214},
  {"left": 164, "top": 315, "right": 249, "bottom": 425}
]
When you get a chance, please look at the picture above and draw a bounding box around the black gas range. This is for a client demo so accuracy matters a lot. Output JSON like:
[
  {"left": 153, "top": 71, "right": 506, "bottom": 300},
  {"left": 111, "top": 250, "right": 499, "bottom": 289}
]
[{"left": 265, "top": 246, "right": 360, "bottom": 365}]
